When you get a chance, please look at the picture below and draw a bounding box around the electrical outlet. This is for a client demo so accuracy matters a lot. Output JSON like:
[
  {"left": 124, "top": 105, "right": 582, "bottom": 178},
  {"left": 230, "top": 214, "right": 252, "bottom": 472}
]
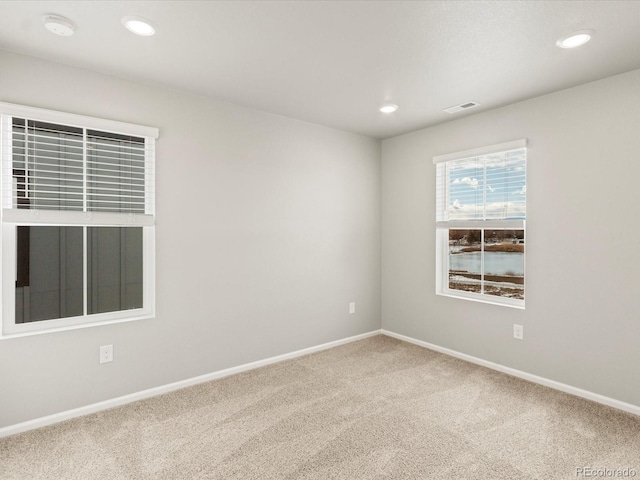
[
  {"left": 100, "top": 344, "right": 113, "bottom": 364},
  {"left": 349, "top": 302, "right": 356, "bottom": 314},
  {"left": 513, "top": 324, "right": 524, "bottom": 340}
]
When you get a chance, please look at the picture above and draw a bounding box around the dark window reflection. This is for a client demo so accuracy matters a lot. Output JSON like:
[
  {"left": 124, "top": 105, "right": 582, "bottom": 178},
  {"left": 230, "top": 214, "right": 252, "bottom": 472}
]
[
  {"left": 15, "top": 226, "right": 83, "bottom": 323},
  {"left": 88, "top": 227, "right": 143, "bottom": 314},
  {"left": 15, "top": 226, "right": 143, "bottom": 323}
]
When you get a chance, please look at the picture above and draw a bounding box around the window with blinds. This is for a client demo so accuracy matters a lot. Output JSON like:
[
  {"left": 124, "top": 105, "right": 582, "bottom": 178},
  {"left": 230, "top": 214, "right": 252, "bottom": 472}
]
[
  {"left": 434, "top": 140, "right": 526, "bottom": 308},
  {"left": 1, "top": 102, "right": 158, "bottom": 337},
  {"left": 6, "top": 118, "right": 152, "bottom": 217}
]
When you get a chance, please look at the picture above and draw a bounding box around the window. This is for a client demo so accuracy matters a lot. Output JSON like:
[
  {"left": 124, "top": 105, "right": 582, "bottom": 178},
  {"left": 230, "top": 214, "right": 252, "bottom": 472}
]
[
  {"left": 434, "top": 140, "right": 526, "bottom": 308},
  {"left": 0, "top": 102, "right": 157, "bottom": 336}
]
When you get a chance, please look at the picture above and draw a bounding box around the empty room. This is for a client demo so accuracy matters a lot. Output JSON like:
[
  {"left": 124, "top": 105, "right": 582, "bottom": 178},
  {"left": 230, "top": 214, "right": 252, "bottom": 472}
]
[{"left": 1, "top": 1, "right": 639, "bottom": 478}]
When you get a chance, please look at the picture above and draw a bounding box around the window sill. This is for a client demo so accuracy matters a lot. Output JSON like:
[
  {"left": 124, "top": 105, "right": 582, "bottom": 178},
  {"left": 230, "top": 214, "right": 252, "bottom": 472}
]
[
  {"left": 0, "top": 312, "right": 155, "bottom": 339},
  {"left": 436, "top": 291, "right": 525, "bottom": 310}
]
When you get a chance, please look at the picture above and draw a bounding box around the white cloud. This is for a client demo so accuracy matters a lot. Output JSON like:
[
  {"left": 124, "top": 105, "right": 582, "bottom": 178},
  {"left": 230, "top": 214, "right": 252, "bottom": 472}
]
[
  {"left": 452, "top": 177, "right": 479, "bottom": 189},
  {"left": 447, "top": 201, "right": 525, "bottom": 220},
  {"left": 448, "top": 200, "right": 481, "bottom": 218},
  {"left": 516, "top": 185, "right": 526, "bottom": 195},
  {"left": 485, "top": 201, "right": 526, "bottom": 218}
]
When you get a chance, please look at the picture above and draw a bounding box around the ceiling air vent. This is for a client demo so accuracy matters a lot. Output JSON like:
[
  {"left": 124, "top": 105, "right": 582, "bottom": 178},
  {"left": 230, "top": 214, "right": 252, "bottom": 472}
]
[{"left": 443, "top": 101, "right": 480, "bottom": 114}]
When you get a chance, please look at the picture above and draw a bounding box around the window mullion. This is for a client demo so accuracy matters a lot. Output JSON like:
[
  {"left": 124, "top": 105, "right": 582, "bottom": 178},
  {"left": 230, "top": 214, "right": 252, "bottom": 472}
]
[
  {"left": 82, "top": 128, "right": 87, "bottom": 212},
  {"left": 480, "top": 229, "right": 485, "bottom": 295},
  {"left": 82, "top": 129, "right": 88, "bottom": 316},
  {"left": 481, "top": 157, "right": 486, "bottom": 295},
  {"left": 25, "top": 121, "right": 30, "bottom": 204},
  {"left": 82, "top": 226, "right": 87, "bottom": 316}
]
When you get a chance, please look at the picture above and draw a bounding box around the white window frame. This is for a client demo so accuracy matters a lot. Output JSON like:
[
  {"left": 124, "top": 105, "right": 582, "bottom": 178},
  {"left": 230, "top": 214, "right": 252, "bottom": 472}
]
[
  {"left": 434, "top": 139, "right": 526, "bottom": 309},
  {"left": 0, "top": 102, "right": 158, "bottom": 337}
]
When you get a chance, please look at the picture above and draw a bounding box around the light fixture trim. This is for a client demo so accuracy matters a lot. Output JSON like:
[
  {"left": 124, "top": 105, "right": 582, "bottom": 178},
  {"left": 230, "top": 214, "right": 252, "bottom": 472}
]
[
  {"left": 556, "top": 30, "right": 594, "bottom": 49},
  {"left": 121, "top": 16, "right": 156, "bottom": 36},
  {"left": 379, "top": 104, "right": 399, "bottom": 114},
  {"left": 43, "top": 14, "right": 76, "bottom": 36}
]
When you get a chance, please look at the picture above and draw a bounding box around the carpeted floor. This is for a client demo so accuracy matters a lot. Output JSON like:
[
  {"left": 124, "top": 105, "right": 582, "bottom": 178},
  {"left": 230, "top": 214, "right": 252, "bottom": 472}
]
[{"left": 1, "top": 335, "right": 639, "bottom": 479}]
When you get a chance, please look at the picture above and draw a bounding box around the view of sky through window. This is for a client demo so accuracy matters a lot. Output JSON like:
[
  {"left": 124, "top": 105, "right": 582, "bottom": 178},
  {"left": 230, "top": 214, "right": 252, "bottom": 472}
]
[{"left": 447, "top": 148, "right": 526, "bottom": 221}]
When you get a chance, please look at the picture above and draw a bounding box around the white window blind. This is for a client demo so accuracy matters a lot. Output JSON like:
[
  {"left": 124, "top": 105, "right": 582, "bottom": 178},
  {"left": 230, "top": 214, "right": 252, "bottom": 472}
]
[
  {"left": 86, "top": 129, "right": 148, "bottom": 214},
  {"left": 1, "top": 105, "right": 156, "bottom": 225},
  {"left": 435, "top": 140, "right": 526, "bottom": 227}
]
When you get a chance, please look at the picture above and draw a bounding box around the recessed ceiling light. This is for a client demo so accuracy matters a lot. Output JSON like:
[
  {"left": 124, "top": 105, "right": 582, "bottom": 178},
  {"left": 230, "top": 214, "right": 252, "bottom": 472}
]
[
  {"left": 556, "top": 30, "right": 594, "bottom": 49},
  {"left": 122, "top": 16, "right": 156, "bottom": 36},
  {"left": 43, "top": 15, "right": 76, "bottom": 36},
  {"left": 379, "top": 104, "right": 398, "bottom": 114}
]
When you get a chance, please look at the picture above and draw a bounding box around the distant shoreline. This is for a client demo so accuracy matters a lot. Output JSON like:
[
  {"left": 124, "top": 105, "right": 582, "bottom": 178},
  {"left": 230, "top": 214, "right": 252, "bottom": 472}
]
[
  {"left": 450, "top": 271, "right": 524, "bottom": 285},
  {"left": 453, "top": 243, "right": 524, "bottom": 254}
]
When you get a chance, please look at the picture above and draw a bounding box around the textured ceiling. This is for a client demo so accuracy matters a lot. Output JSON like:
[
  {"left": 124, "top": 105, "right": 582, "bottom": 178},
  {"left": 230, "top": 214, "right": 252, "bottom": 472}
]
[{"left": 1, "top": 1, "right": 640, "bottom": 138}]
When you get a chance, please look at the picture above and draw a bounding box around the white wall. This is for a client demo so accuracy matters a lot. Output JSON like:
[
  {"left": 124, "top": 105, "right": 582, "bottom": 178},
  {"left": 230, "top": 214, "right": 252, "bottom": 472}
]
[
  {"left": 0, "top": 50, "right": 381, "bottom": 428},
  {"left": 382, "top": 68, "right": 640, "bottom": 407}
]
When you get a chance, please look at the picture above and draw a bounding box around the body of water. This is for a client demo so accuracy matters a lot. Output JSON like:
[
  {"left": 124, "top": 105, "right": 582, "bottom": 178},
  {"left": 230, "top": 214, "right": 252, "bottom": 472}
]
[{"left": 449, "top": 251, "right": 524, "bottom": 276}]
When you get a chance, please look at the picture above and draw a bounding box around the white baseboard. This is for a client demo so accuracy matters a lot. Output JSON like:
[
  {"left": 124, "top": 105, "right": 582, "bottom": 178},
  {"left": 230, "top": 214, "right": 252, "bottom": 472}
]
[
  {"left": 6, "top": 328, "right": 635, "bottom": 439},
  {"left": 382, "top": 329, "right": 640, "bottom": 417},
  {"left": 0, "top": 329, "right": 382, "bottom": 439}
]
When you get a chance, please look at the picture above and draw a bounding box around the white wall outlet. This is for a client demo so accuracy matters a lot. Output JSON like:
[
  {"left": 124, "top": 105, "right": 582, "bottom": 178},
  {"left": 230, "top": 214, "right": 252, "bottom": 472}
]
[
  {"left": 513, "top": 324, "right": 524, "bottom": 340},
  {"left": 349, "top": 302, "right": 356, "bottom": 314},
  {"left": 100, "top": 344, "right": 113, "bottom": 364}
]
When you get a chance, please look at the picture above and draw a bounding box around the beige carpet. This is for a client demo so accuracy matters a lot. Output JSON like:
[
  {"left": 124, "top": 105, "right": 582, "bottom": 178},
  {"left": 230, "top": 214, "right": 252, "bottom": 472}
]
[{"left": 1, "top": 335, "right": 639, "bottom": 479}]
